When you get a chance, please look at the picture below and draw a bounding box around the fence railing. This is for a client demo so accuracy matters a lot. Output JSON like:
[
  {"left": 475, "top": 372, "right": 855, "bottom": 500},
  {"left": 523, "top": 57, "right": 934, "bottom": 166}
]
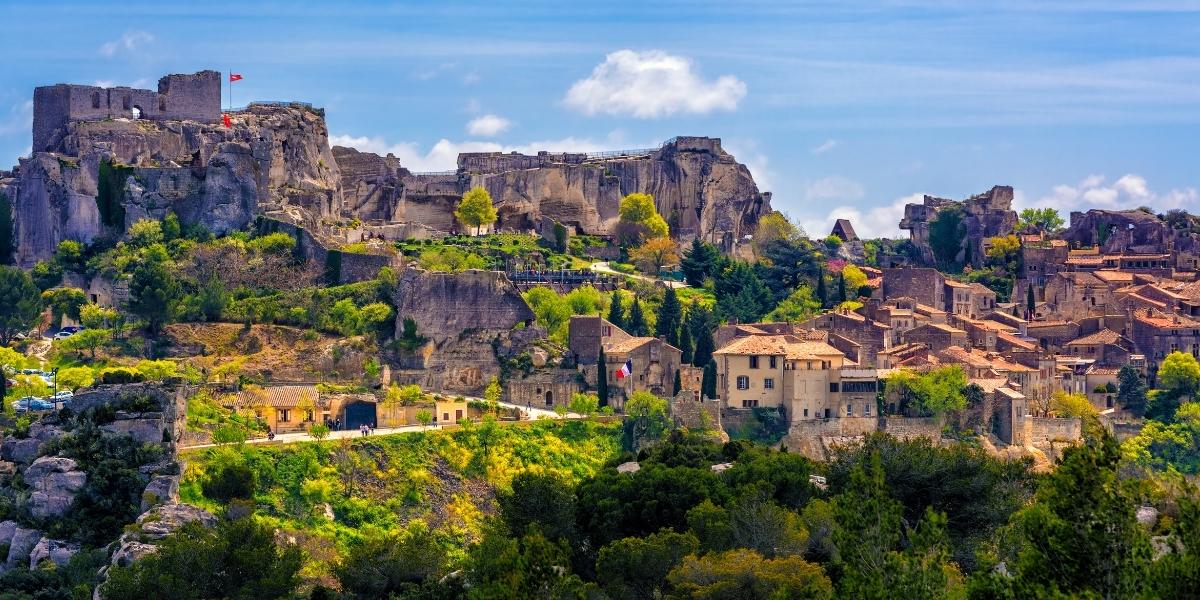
[{"left": 409, "top": 170, "right": 458, "bottom": 176}]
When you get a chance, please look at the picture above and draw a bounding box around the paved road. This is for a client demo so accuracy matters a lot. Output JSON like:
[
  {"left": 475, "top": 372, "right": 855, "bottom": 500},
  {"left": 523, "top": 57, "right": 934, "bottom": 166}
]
[
  {"left": 590, "top": 262, "right": 688, "bottom": 289},
  {"left": 181, "top": 399, "right": 579, "bottom": 449}
]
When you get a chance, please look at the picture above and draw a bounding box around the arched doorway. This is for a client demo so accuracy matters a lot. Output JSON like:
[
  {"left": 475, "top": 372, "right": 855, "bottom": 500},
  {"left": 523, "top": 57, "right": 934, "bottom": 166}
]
[
  {"left": 545, "top": 390, "right": 553, "bottom": 406},
  {"left": 131, "top": 105, "right": 143, "bottom": 119}
]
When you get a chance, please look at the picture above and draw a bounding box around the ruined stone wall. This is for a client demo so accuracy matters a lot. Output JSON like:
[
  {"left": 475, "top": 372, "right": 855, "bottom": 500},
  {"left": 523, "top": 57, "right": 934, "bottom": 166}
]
[
  {"left": 669, "top": 392, "right": 722, "bottom": 430},
  {"left": 32, "top": 71, "right": 220, "bottom": 152},
  {"left": 1027, "top": 417, "right": 1082, "bottom": 444},
  {"left": 504, "top": 371, "right": 582, "bottom": 409},
  {"left": 882, "top": 268, "right": 944, "bottom": 308},
  {"left": 260, "top": 217, "right": 395, "bottom": 284},
  {"left": 882, "top": 416, "right": 943, "bottom": 440}
]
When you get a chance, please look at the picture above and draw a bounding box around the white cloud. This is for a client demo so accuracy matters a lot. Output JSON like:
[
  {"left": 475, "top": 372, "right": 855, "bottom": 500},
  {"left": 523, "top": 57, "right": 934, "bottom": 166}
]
[
  {"left": 802, "top": 193, "right": 921, "bottom": 240},
  {"left": 0, "top": 100, "right": 33, "bottom": 137},
  {"left": 329, "top": 133, "right": 632, "bottom": 173},
  {"left": 723, "top": 140, "right": 773, "bottom": 193},
  {"left": 466, "top": 114, "right": 512, "bottom": 137},
  {"left": 810, "top": 139, "right": 839, "bottom": 155},
  {"left": 804, "top": 176, "right": 865, "bottom": 202},
  {"left": 462, "top": 71, "right": 481, "bottom": 85},
  {"left": 1027, "top": 174, "right": 1198, "bottom": 212},
  {"left": 564, "top": 49, "right": 746, "bottom": 118},
  {"left": 100, "top": 30, "right": 153, "bottom": 57}
]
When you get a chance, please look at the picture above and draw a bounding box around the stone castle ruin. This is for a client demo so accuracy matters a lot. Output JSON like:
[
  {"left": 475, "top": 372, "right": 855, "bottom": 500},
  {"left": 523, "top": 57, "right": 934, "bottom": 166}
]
[
  {"left": 1, "top": 70, "right": 771, "bottom": 267},
  {"left": 32, "top": 71, "right": 221, "bottom": 153}
]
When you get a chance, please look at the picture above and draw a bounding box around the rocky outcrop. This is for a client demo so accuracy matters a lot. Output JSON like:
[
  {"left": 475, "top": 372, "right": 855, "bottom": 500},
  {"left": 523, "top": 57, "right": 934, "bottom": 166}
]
[
  {"left": 1062, "top": 209, "right": 1200, "bottom": 255},
  {"left": 3, "top": 525, "right": 43, "bottom": 570},
  {"left": 899, "top": 185, "right": 1018, "bottom": 267},
  {"left": 110, "top": 503, "right": 218, "bottom": 567},
  {"left": 23, "top": 456, "right": 87, "bottom": 519},
  {"left": 101, "top": 411, "right": 168, "bottom": 444},
  {"left": 337, "top": 136, "right": 772, "bottom": 253},
  {"left": 28, "top": 537, "right": 80, "bottom": 568},
  {"left": 140, "top": 474, "right": 179, "bottom": 512},
  {"left": 392, "top": 269, "right": 540, "bottom": 393},
  {"left": 3, "top": 103, "right": 341, "bottom": 266},
  {"left": 0, "top": 422, "right": 64, "bottom": 465}
]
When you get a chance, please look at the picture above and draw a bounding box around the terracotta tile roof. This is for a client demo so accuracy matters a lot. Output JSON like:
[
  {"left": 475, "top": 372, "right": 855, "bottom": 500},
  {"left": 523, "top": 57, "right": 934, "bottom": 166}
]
[
  {"left": 918, "top": 322, "right": 966, "bottom": 334},
  {"left": 237, "top": 385, "right": 323, "bottom": 409},
  {"left": 970, "top": 378, "right": 1010, "bottom": 393},
  {"left": 969, "top": 282, "right": 996, "bottom": 295},
  {"left": 1026, "top": 320, "right": 1072, "bottom": 328},
  {"left": 1065, "top": 329, "right": 1124, "bottom": 346},
  {"left": 945, "top": 280, "right": 970, "bottom": 288},
  {"left": 997, "top": 331, "right": 1038, "bottom": 351},
  {"left": 1134, "top": 311, "right": 1200, "bottom": 329},
  {"left": 1092, "top": 271, "right": 1135, "bottom": 283},
  {"left": 936, "top": 346, "right": 992, "bottom": 368},
  {"left": 714, "top": 335, "right": 791, "bottom": 356},
  {"left": 1087, "top": 366, "right": 1122, "bottom": 375},
  {"left": 786, "top": 341, "right": 844, "bottom": 360},
  {"left": 605, "top": 337, "right": 656, "bottom": 354}
]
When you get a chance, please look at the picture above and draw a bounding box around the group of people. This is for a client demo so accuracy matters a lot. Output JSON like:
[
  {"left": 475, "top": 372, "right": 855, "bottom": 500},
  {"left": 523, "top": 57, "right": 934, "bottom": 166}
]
[{"left": 357, "top": 423, "right": 374, "bottom": 437}]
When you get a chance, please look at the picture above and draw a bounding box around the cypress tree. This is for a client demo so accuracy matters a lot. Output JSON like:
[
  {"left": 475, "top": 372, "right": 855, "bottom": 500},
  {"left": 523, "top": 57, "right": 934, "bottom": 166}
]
[
  {"left": 655, "top": 287, "right": 682, "bottom": 346},
  {"left": 597, "top": 346, "right": 609, "bottom": 408},
  {"left": 701, "top": 360, "right": 717, "bottom": 400},
  {"left": 815, "top": 268, "right": 828, "bottom": 309},
  {"left": 837, "top": 272, "right": 847, "bottom": 304},
  {"left": 679, "top": 324, "right": 694, "bottom": 364},
  {"left": 1026, "top": 283, "right": 1035, "bottom": 315},
  {"left": 628, "top": 297, "right": 648, "bottom": 336},
  {"left": 692, "top": 323, "right": 715, "bottom": 368},
  {"left": 672, "top": 369, "right": 682, "bottom": 397},
  {"left": 607, "top": 291, "right": 625, "bottom": 330}
]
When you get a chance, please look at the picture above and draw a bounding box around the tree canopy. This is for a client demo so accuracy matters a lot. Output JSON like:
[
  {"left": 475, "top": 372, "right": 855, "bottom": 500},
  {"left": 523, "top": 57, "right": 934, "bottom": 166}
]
[{"left": 454, "top": 187, "right": 499, "bottom": 235}]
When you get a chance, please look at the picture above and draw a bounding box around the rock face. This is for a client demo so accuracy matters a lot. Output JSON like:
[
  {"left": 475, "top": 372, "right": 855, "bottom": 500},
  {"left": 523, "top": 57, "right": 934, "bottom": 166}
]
[
  {"left": 0, "top": 422, "right": 64, "bottom": 465},
  {"left": 899, "top": 185, "right": 1018, "bottom": 267},
  {"left": 337, "top": 136, "right": 772, "bottom": 252},
  {"left": 140, "top": 474, "right": 180, "bottom": 512},
  {"left": 101, "top": 411, "right": 168, "bottom": 444},
  {"left": 28, "top": 537, "right": 80, "bottom": 568},
  {"left": 392, "top": 269, "right": 541, "bottom": 393},
  {"left": 110, "top": 503, "right": 218, "bottom": 567},
  {"left": 1062, "top": 209, "right": 1200, "bottom": 255},
  {"left": 3, "top": 526, "right": 43, "bottom": 570},
  {"left": 23, "top": 456, "right": 87, "bottom": 519},
  {"left": 2, "top": 102, "right": 341, "bottom": 266}
]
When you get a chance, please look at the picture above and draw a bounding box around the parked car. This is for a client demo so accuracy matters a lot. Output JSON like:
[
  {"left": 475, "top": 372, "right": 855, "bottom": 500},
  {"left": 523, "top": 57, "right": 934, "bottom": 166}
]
[
  {"left": 60, "top": 326, "right": 84, "bottom": 334},
  {"left": 11, "top": 397, "right": 54, "bottom": 413},
  {"left": 53, "top": 331, "right": 74, "bottom": 340},
  {"left": 53, "top": 390, "right": 74, "bottom": 401}
]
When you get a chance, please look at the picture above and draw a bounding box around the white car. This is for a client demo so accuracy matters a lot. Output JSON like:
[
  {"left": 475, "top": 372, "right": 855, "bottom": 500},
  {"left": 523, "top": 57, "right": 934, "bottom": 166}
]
[{"left": 53, "top": 331, "right": 74, "bottom": 340}]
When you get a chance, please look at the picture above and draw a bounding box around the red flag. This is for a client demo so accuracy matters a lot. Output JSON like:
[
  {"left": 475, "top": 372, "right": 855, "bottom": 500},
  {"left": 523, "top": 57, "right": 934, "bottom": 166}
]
[
  {"left": 229, "top": 73, "right": 243, "bottom": 82},
  {"left": 222, "top": 113, "right": 232, "bottom": 128}
]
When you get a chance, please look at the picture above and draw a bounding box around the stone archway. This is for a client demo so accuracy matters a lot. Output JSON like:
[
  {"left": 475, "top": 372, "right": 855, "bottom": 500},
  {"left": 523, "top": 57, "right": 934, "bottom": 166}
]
[
  {"left": 131, "top": 105, "right": 143, "bottom": 119},
  {"left": 545, "top": 390, "right": 553, "bottom": 406}
]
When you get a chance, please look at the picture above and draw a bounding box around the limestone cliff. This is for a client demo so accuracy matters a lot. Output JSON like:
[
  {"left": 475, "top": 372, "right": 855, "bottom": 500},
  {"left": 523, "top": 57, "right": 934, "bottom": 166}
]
[
  {"left": 391, "top": 269, "right": 540, "bottom": 394},
  {"left": 1, "top": 103, "right": 341, "bottom": 266},
  {"left": 337, "top": 136, "right": 772, "bottom": 252},
  {"left": 899, "top": 185, "right": 1018, "bottom": 267},
  {"left": 1062, "top": 208, "right": 1200, "bottom": 255}
]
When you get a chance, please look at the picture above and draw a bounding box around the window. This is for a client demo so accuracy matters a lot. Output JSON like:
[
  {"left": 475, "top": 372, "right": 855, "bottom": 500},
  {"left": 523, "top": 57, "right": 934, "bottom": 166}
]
[
  {"left": 829, "top": 382, "right": 840, "bottom": 393},
  {"left": 741, "top": 399, "right": 759, "bottom": 408},
  {"left": 803, "top": 408, "right": 809, "bottom": 417},
  {"left": 864, "top": 403, "right": 872, "bottom": 416},
  {"left": 769, "top": 356, "right": 777, "bottom": 369},
  {"left": 278, "top": 409, "right": 290, "bottom": 423},
  {"left": 736, "top": 376, "right": 750, "bottom": 390},
  {"left": 846, "top": 403, "right": 853, "bottom": 416},
  {"left": 749, "top": 356, "right": 759, "bottom": 369},
  {"left": 603, "top": 326, "right": 611, "bottom": 336},
  {"left": 763, "top": 378, "right": 774, "bottom": 390}
]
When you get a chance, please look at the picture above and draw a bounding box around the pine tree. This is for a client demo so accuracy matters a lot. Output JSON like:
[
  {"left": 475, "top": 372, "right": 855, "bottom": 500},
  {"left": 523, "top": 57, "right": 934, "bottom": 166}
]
[
  {"left": 628, "top": 297, "right": 648, "bottom": 336},
  {"left": 607, "top": 291, "right": 625, "bottom": 330},
  {"left": 1116, "top": 365, "right": 1147, "bottom": 416},
  {"left": 655, "top": 287, "right": 682, "bottom": 346},
  {"left": 679, "top": 324, "right": 694, "bottom": 364},
  {"left": 815, "top": 268, "right": 828, "bottom": 309},
  {"left": 837, "top": 272, "right": 847, "bottom": 304},
  {"left": 597, "top": 346, "right": 609, "bottom": 408},
  {"left": 672, "top": 369, "right": 682, "bottom": 397},
  {"left": 701, "top": 360, "right": 717, "bottom": 400}
]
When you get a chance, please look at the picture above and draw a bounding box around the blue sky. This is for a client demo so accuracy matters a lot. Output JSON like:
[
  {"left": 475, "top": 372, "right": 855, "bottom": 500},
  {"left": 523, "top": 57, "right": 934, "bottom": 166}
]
[{"left": 3, "top": 0, "right": 1200, "bottom": 238}]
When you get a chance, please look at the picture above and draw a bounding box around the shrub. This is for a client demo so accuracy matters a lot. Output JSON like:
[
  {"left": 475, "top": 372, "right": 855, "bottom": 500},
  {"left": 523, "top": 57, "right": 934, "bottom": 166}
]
[
  {"left": 201, "top": 462, "right": 257, "bottom": 502},
  {"left": 99, "top": 367, "right": 146, "bottom": 384}
]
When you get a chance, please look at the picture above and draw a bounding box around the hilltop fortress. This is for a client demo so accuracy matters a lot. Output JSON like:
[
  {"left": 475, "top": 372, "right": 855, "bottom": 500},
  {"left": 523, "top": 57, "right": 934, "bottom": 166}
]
[{"left": 0, "top": 70, "right": 771, "bottom": 266}]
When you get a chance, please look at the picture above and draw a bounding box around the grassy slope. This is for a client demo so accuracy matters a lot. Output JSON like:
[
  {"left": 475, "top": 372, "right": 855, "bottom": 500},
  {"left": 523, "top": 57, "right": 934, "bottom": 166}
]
[{"left": 179, "top": 419, "right": 621, "bottom": 581}]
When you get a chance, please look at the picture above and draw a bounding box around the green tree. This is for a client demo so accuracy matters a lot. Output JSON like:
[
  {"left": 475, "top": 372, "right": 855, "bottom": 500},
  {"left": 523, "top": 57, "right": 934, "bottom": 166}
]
[
  {"left": 80, "top": 303, "right": 122, "bottom": 329},
  {"left": 928, "top": 205, "right": 966, "bottom": 270},
  {"left": 1149, "top": 351, "right": 1200, "bottom": 421},
  {"left": 766, "top": 285, "right": 822, "bottom": 322},
  {"left": 687, "top": 302, "right": 715, "bottom": 367},
  {"left": 680, "top": 238, "right": 724, "bottom": 287},
  {"left": 679, "top": 324, "right": 693, "bottom": 364},
  {"left": 624, "top": 390, "right": 671, "bottom": 451},
  {"left": 597, "top": 345, "right": 609, "bottom": 408},
  {"left": 715, "top": 262, "right": 774, "bottom": 323},
  {"left": 1121, "top": 402, "right": 1200, "bottom": 474},
  {"left": 1018, "top": 207, "right": 1065, "bottom": 232},
  {"left": 1026, "top": 283, "right": 1035, "bottom": 314},
  {"left": 0, "top": 266, "right": 43, "bottom": 344},
  {"left": 58, "top": 327, "right": 112, "bottom": 358},
  {"left": 701, "top": 360, "right": 717, "bottom": 400},
  {"left": 523, "top": 286, "right": 572, "bottom": 343},
  {"left": 628, "top": 296, "right": 648, "bottom": 336},
  {"left": 334, "top": 521, "right": 448, "bottom": 598},
  {"left": 655, "top": 286, "right": 682, "bottom": 346},
  {"left": 102, "top": 517, "right": 303, "bottom": 600},
  {"left": 837, "top": 271, "right": 846, "bottom": 303},
  {"left": 666, "top": 549, "right": 833, "bottom": 600},
  {"left": 977, "top": 434, "right": 1152, "bottom": 599},
  {"left": 30, "top": 259, "right": 63, "bottom": 290},
  {"left": 129, "top": 256, "right": 180, "bottom": 333},
  {"left": 569, "top": 392, "right": 599, "bottom": 418},
  {"left": 1143, "top": 494, "right": 1200, "bottom": 599},
  {"left": 466, "top": 527, "right": 587, "bottom": 598},
  {"left": 454, "top": 186, "right": 498, "bottom": 236},
  {"left": 832, "top": 452, "right": 902, "bottom": 588},
  {"left": 673, "top": 369, "right": 682, "bottom": 396},
  {"left": 607, "top": 290, "right": 626, "bottom": 330},
  {"left": 127, "top": 218, "right": 165, "bottom": 247},
  {"left": 55, "top": 239, "right": 86, "bottom": 272},
  {"left": 1116, "top": 365, "right": 1148, "bottom": 416},
  {"left": 617, "top": 192, "right": 669, "bottom": 245},
  {"left": 499, "top": 471, "right": 578, "bottom": 543},
  {"left": 815, "top": 267, "right": 828, "bottom": 308},
  {"left": 484, "top": 376, "right": 503, "bottom": 413},
  {"left": 42, "top": 286, "right": 88, "bottom": 328},
  {"left": 56, "top": 366, "right": 95, "bottom": 391},
  {"left": 597, "top": 530, "right": 700, "bottom": 600},
  {"left": 415, "top": 409, "right": 433, "bottom": 430}
]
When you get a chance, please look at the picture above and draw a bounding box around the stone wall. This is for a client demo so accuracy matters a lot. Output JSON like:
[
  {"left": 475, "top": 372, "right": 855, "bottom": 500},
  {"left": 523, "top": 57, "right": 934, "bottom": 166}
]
[
  {"left": 669, "top": 392, "right": 722, "bottom": 431},
  {"left": 505, "top": 371, "right": 582, "bottom": 409},
  {"left": 882, "top": 416, "right": 943, "bottom": 439},
  {"left": 259, "top": 217, "right": 395, "bottom": 284},
  {"left": 32, "top": 71, "right": 221, "bottom": 152},
  {"left": 1028, "top": 417, "right": 1082, "bottom": 444}
]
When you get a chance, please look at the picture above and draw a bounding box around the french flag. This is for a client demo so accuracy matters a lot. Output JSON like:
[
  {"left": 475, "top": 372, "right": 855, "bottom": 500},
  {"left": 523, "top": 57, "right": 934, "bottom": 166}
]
[{"left": 616, "top": 360, "right": 632, "bottom": 379}]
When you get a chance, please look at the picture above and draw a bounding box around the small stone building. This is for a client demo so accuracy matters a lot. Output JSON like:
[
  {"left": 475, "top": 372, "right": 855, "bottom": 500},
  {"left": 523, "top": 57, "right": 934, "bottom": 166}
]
[{"left": 505, "top": 371, "right": 582, "bottom": 409}]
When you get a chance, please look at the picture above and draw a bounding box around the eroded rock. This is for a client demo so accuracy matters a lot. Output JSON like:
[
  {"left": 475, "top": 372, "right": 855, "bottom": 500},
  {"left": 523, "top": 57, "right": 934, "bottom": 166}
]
[
  {"left": 23, "top": 456, "right": 87, "bottom": 519},
  {"left": 110, "top": 503, "right": 218, "bottom": 567},
  {"left": 28, "top": 538, "right": 80, "bottom": 568}
]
